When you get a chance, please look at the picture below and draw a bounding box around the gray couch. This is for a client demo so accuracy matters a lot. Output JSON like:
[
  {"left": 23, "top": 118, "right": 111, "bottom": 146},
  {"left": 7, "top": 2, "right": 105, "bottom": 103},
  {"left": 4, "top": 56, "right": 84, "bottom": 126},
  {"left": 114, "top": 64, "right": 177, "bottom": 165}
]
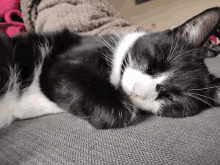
[{"left": 1, "top": 106, "right": 219, "bottom": 164}]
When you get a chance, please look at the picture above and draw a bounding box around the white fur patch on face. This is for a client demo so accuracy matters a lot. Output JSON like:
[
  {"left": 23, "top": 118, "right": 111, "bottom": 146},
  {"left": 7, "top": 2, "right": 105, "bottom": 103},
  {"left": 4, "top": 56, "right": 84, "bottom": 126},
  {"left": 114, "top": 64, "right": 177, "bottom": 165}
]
[
  {"left": 121, "top": 68, "right": 168, "bottom": 114},
  {"left": 110, "top": 32, "right": 147, "bottom": 87}
]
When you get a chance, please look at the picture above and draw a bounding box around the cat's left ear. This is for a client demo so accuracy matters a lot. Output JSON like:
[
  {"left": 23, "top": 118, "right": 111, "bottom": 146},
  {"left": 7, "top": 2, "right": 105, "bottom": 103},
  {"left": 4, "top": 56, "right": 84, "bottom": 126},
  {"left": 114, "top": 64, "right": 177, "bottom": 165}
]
[{"left": 166, "top": 7, "right": 220, "bottom": 46}]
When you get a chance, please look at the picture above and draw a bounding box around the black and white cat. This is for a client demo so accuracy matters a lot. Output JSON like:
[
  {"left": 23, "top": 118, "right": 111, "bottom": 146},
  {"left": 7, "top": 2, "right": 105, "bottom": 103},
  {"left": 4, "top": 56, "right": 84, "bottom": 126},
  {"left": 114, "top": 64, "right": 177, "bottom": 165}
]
[{"left": 1, "top": 7, "right": 220, "bottom": 129}]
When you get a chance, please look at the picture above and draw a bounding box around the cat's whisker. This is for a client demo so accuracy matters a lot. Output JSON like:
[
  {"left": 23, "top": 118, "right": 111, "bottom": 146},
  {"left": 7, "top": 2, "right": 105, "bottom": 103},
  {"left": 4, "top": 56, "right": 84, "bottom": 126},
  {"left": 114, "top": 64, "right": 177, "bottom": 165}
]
[
  {"left": 97, "top": 36, "right": 114, "bottom": 51},
  {"left": 176, "top": 48, "right": 200, "bottom": 57},
  {"left": 97, "top": 36, "right": 110, "bottom": 48},
  {"left": 166, "top": 51, "right": 182, "bottom": 65},
  {"left": 180, "top": 95, "right": 192, "bottom": 116},
  {"left": 188, "top": 86, "right": 220, "bottom": 90},
  {"left": 108, "top": 34, "right": 119, "bottom": 45},
  {"left": 188, "top": 92, "right": 220, "bottom": 105},
  {"left": 165, "top": 35, "right": 179, "bottom": 64},
  {"left": 104, "top": 30, "right": 123, "bottom": 43},
  {"left": 122, "top": 101, "right": 132, "bottom": 113},
  {"left": 184, "top": 93, "right": 214, "bottom": 108},
  {"left": 100, "top": 51, "right": 112, "bottom": 63},
  {"left": 182, "top": 96, "right": 193, "bottom": 110},
  {"left": 166, "top": 31, "right": 175, "bottom": 64},
  {"left": 168, "top": 50, "right": 188, "bottom": 64},
  {"left": 114, "top": 32, "right": 123, "bottom": 41},
  {"left": 167, "top": 47, "right": 200, "bottom": 66},
  {"left": 96, "top": 50, "right": 112, "bottom": 64},
  {"left": 166, "top": 34, "right": 183, "bottom": 64},
  {"left": 166, "top": 45, "right": 179, "bottom": 64},
  {"left": 99, "top": 55, "right": 112, "bottom": 64}
]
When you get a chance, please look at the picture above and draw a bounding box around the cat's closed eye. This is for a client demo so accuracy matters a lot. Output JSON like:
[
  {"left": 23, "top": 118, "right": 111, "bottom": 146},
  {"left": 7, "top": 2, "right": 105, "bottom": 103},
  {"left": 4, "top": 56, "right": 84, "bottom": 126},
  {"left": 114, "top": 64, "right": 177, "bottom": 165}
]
[{"left": 156, "top": 92, "right": 173, "bottom": 102}]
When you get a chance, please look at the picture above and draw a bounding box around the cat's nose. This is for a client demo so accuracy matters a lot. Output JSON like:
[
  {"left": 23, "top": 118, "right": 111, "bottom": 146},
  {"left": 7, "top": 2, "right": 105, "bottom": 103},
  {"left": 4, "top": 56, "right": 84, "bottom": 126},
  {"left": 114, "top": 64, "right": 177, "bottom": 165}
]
[{"left": 130, "top": 82, "right": 149, "bottom": 100}]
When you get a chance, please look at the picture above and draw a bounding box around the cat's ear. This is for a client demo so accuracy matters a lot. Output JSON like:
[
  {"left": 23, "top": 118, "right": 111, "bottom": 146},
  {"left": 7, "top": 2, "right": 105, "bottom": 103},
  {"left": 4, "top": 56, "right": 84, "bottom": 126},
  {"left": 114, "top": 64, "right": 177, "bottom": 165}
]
[{"left": 166, "top": 7, "right": 220, "bottom": 46}]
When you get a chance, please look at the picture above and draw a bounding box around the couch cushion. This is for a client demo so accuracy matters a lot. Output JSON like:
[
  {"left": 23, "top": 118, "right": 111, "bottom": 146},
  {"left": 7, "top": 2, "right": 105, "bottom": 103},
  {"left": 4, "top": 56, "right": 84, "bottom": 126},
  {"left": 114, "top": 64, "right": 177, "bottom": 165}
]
[{"left": 0, "top": 108, "right": 219, "bottom": 164}]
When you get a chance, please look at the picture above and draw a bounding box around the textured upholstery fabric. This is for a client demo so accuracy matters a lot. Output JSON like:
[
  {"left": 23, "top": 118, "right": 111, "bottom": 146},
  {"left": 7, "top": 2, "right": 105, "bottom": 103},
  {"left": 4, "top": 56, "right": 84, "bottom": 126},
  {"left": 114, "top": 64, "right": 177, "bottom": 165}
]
[{"left": 0, "top": 109, "right": 220, "bottom": 164}]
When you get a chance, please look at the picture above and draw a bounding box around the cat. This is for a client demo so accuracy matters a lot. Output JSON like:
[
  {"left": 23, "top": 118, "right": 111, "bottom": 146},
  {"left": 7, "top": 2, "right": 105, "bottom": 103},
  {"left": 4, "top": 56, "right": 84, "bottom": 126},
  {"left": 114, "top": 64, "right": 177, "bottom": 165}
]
[{"left": 1, "top": 7, "right": 220, "bottom": 129}]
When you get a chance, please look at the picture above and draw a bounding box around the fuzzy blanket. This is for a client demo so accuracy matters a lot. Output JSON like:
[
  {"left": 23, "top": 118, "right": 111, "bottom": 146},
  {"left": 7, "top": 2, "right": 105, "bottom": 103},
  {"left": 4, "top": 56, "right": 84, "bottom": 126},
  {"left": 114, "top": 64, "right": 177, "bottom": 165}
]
[{"left": 20, "top": 0, "right": 145, "bottom": 35}]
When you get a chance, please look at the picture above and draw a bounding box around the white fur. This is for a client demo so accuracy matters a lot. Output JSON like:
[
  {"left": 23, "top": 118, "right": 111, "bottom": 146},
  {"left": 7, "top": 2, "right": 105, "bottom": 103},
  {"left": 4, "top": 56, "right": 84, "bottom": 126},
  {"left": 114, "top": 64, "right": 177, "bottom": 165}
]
[
  {"left": 0, "top": 41, "right": 64, "bottom": 129},
  {"left": 110, "top": 32, "right": 146, "bottom": 87},
  {"left": 13, "top": 64, "right": 64, "bottom": 120},
  {"left": 0, "top": 91, "right": 16, "bottom": 128},
  {"left": 0, "top": 64, "right": 21, "bottom": 128},
  {"left": 121, "top": 68, "right": 169, "bottom": 114}
]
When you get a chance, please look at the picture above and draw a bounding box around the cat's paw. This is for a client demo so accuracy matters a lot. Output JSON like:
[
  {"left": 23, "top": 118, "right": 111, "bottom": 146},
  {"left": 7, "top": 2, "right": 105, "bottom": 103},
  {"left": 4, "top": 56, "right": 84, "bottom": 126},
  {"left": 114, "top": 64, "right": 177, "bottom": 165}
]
[
  {"left": 88, "top": 101, "right": 138, "bottom": 129},
  {"left": 85, "top": 89, "right": 138, "bottom": 129}
]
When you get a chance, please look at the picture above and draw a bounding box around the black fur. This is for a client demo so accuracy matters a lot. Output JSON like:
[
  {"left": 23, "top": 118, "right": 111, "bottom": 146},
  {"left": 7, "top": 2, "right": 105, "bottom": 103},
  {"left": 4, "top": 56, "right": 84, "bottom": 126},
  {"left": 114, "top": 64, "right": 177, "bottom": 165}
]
[
  {"left": 38, "top": 31, "right": 135, "bottom": 129},
  {"left": 1, "top": 30, "right": 136, "bottom": 129}
]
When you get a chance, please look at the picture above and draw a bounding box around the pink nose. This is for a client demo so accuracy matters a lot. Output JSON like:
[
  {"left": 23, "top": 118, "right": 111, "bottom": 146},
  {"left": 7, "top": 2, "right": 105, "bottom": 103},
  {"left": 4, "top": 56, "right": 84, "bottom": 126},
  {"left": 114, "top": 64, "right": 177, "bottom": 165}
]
[{"left": 130, "top": 82, "right": 148, "bottom": 100}]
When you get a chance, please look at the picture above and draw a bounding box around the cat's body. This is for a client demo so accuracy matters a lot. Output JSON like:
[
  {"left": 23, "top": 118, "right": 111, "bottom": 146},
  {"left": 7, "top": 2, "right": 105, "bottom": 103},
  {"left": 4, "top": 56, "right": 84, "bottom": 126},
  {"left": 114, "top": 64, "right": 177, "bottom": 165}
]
[{"left": 1, "top": 7, "right": 220, "bottom": 129}]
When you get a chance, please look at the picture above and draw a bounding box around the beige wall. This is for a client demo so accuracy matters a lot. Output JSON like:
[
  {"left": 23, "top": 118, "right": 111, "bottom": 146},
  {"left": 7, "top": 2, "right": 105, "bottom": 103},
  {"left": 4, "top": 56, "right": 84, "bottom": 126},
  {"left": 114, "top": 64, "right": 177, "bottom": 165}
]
[{"left": 106, "top": 0, "right": 220, "bottom": 31}]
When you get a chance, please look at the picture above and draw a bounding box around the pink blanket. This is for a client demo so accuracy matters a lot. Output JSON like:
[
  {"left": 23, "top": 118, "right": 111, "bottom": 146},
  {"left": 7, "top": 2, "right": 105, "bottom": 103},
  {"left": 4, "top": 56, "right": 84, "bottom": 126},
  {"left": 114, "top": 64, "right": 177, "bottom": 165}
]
[{"left": 0, "top": 0, "right": 26, "bottom": 36}]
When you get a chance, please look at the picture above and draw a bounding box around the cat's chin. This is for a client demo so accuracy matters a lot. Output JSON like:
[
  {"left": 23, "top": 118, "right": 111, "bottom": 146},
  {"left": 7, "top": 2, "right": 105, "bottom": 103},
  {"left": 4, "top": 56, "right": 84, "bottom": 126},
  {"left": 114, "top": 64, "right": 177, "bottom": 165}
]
[{"left": 130, "top": 97, "right": 163, "bottom": 115}]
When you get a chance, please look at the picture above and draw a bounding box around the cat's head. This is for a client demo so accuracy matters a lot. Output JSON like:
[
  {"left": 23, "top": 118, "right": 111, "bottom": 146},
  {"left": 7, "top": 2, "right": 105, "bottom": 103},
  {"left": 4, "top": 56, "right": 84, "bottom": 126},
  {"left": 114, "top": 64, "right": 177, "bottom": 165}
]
[{"left": 110, "top": 7, "right": 220, "bottom": 117}]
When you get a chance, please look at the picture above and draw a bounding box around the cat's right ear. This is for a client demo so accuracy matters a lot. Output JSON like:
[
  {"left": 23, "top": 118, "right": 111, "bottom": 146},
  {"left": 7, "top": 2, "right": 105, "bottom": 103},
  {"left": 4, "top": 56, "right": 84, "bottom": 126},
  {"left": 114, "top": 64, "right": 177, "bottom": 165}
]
[{"left": 166, "top": 7, "right": 220, "bottom": 46}]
